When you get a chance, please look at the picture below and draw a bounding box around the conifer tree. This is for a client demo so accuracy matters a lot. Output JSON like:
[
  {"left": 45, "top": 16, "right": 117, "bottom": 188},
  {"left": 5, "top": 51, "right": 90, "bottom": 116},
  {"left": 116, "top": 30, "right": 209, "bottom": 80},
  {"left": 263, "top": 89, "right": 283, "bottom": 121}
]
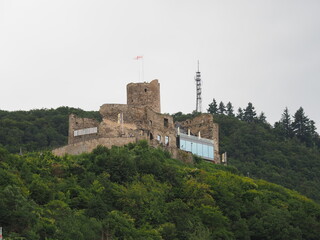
[
  {"left": 292, "top": 107, "right": 311, "bottom": 145},
  {"left": 243, "top": 102, "right": 257, "bottom": 123},
  {"left": 280, "top": 107, "right": 293, "bottom": 139},
  {"left": 226, "top": 102, "right": 235, "bottom": 117},
  {"left": 257, "top": 112, "right": 267, "bottom": 124},
  {"left": 207, "top": 98, "right": 218, "bottom": 114},
  {"left": 237, "top": 108, "right": 244, "bottom": 120},
  {"left": 308, "top": 120, "right": 319, "bottom": 148},
  {"left": 218, "top": 101, "right": 226, "bottom": 115}
]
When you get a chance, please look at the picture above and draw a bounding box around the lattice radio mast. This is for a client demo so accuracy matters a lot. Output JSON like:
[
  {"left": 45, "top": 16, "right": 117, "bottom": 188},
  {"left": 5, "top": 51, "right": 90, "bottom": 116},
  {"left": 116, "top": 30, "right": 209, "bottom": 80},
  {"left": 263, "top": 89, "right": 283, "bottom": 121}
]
[{"left": 195, "top": 60, "right": 202, "bottom": 112}]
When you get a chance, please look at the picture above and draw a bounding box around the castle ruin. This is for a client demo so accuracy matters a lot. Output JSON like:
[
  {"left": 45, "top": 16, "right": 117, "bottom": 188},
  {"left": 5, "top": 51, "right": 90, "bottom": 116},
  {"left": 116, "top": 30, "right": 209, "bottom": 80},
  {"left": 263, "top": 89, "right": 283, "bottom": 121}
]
[{"left": 53, "top": 79, "right": 220, "bottom": 163}]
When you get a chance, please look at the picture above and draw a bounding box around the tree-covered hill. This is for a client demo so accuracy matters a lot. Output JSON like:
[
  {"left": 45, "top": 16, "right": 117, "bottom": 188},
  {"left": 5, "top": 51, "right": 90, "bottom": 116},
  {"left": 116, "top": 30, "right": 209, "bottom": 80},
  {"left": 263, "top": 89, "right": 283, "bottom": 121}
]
[
  {"left": 198, "top": 99, "right": 320, "bottom": 202},
  {"left": 0, "top": 107, "right": 100, "bottom": 153},
  {"left": 1, "top": 105, "right": 320, "bottom": 204},
  {"left": 1, "top": 142, "right": 320, "bottom": 240},
  {"left": 214, "top": 114, "right": 320, "bottom": 201}
]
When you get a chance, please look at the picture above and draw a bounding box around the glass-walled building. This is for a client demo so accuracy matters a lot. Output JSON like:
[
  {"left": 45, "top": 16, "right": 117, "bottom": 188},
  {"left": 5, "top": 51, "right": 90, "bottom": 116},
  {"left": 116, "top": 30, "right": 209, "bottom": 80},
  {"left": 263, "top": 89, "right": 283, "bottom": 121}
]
[{"left": 177, "top": 133, "right": 214, "bottom": 161}]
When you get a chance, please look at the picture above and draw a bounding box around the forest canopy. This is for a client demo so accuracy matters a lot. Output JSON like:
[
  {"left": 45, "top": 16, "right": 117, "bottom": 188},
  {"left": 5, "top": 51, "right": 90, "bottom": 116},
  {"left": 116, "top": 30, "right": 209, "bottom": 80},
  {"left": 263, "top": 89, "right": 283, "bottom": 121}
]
[
  {"left": 1, "top": 104, "right": 320, "bottom": 239},
  {"left": 0, "top": 107, "right": 100, "bottom": 153},
  {"left": 200, "top": 99, "right": 320, "bottom": 202},
  {"left": 0, "top": 142, "right": 320, "bottom": 239}
]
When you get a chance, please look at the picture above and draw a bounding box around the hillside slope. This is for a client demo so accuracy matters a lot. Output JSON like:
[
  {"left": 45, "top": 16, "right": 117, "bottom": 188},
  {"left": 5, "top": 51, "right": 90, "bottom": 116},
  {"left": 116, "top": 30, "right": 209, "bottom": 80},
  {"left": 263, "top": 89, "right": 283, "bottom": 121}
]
[
  {"left": 0, "top": 142, "right": 320, "bottom": 240},
  {"left": 213, "top": 114, "right": 320, "bottom": 202},
  {"left": 1, "top": 107, "right": 320, "bottom": 203}
]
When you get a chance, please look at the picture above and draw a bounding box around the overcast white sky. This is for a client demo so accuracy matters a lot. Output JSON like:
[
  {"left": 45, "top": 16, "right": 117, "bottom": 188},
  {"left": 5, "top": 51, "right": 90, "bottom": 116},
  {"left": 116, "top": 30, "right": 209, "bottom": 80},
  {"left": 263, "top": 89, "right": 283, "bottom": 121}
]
[{"left": 1, "top": 0, "right": 319, "bottom": 129}]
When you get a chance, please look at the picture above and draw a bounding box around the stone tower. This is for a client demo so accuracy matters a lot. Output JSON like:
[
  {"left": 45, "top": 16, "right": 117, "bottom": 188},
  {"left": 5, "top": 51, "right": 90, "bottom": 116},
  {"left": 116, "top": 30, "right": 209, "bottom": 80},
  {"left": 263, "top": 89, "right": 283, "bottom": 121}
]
[{"left": 127, "top": 79, "right": 161, "bottom": 113}]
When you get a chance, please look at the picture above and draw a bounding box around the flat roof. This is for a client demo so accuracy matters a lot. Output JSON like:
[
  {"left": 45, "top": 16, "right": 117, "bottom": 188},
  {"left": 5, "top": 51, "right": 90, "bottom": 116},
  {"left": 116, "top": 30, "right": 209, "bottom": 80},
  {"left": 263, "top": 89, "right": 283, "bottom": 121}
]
[{"left": 178, "top": 133, "right": 214, "bottom": 145}]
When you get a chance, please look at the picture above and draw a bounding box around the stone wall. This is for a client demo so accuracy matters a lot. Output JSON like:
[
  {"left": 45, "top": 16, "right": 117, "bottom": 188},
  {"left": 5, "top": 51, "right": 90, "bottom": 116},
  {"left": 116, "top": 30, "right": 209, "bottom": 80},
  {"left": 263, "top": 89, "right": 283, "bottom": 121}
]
[
  {"left": 145, "top": 109, "right": 177, "bottom": 148},
  {"left": 53, "top": 137, "right": 136, "bottom": 156},
  {"left": 170, "top": 147, "right": 193, "bottom": 164},
  {"left": 99, "top": 104, "right": 146, "bottom": 127},
  {"left": 98, "top": 118, "right": 138, "bottom": 138},
  {"left": 68, "top": 114, "right": 100, "bottom": 144},
  {"left": 127, "top": 79, "right": 161, "bottom": 113},
  {"left": 178, "top": 114, "right": 220, "bottom": 163},
  {"left": 99, "top": 104, "right": 129, "bottom": 122},
  {"left": 60, "top": 111, "right": 219, "bottom": 163}
]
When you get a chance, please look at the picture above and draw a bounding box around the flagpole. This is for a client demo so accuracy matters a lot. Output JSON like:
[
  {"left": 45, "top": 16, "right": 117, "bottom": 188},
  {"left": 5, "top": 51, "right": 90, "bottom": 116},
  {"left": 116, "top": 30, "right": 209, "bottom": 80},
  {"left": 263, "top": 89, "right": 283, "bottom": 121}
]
[
  {"left": 134, "top": 56, "right": 144, "bottom": 82},
  {"left": 142, "top": 56, "right": 144, "bottom": 82},
  {"left": 138, "top": 58, "right": 140, "bottom": 81}
]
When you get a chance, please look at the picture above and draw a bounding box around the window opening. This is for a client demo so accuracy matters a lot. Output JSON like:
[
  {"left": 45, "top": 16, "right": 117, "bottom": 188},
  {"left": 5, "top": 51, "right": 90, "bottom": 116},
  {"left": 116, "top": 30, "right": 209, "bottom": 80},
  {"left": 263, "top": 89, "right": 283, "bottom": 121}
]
[
  {"left": 164, "top": 118, "right": 169, "bottom": 127},
  {"left": 165, "top": 136, "right": 169, "bottom": 145}
]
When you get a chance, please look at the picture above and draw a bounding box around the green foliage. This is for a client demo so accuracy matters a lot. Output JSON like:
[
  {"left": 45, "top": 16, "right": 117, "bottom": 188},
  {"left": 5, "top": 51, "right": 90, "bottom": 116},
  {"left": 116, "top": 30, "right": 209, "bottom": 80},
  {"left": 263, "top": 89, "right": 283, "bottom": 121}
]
[
  {"left": 275, "top": 107, "right": 294, "bottom": 139},
  {"left": 207, "top": 98, "right": 218, "bottom": 114},
  {"left": 213, "top": 113, "right": 320, "bottom": 203},
  {"left": 290, "top": 107, "right": 319, "bottom": 147},
  {"left": 243, "top": 102, "right": 257, "bottom": 123},
  {"left": 237, "top": 107, "right": 244, "bottom": 120},
  {"left": 218, "top": 101, "right": 226, "bottom": 115},
  {"left": 193, "top": 155, "right": 203, "bottom": 164},
  {"left": 205, "top": 99, "right": 320, "bottom": 203},
  {"left": 1, "top": 104, "right": 320, "bottom": 239},
  {"left": 0, "top": 143, "right": 319, "bottom": 239},
  {"left": 0, "top": 107, "right": 100, "bottom": 153},
  {"left": 172, "top": 111, "right": 201, "bottom": 122},
  {"left": 226, "top": 102, "right": 235, "bottom": 117}
]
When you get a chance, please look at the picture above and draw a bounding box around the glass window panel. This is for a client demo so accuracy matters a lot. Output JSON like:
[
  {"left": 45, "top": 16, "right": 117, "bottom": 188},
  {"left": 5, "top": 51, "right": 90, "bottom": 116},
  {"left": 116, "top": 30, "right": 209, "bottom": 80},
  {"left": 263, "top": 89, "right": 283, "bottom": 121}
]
[
  {"left": 197, "top": 143, "right": 203, "bottom": 157},
  {"left": 180, "top": 139, "right": 186, "bottom": 150},
  {"left": 209, "top": 146, "right": 214, "bottom": 159},
  {"left": 191, "top": 142, "right": 197, "bottom": 154},
  {"left": 203, "top": 144, "right": 209, "bottom": 158},
  {"left": 186, "top": 141, "right": 192, "bottom": 152}
]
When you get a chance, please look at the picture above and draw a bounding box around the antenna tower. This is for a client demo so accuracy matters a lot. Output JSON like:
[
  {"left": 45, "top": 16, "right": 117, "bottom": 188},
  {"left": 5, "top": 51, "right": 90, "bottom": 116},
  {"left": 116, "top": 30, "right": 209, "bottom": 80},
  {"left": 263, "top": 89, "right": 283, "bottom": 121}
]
[{"left": 195, "top": 60, "right": 202, "bottom": 112}]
